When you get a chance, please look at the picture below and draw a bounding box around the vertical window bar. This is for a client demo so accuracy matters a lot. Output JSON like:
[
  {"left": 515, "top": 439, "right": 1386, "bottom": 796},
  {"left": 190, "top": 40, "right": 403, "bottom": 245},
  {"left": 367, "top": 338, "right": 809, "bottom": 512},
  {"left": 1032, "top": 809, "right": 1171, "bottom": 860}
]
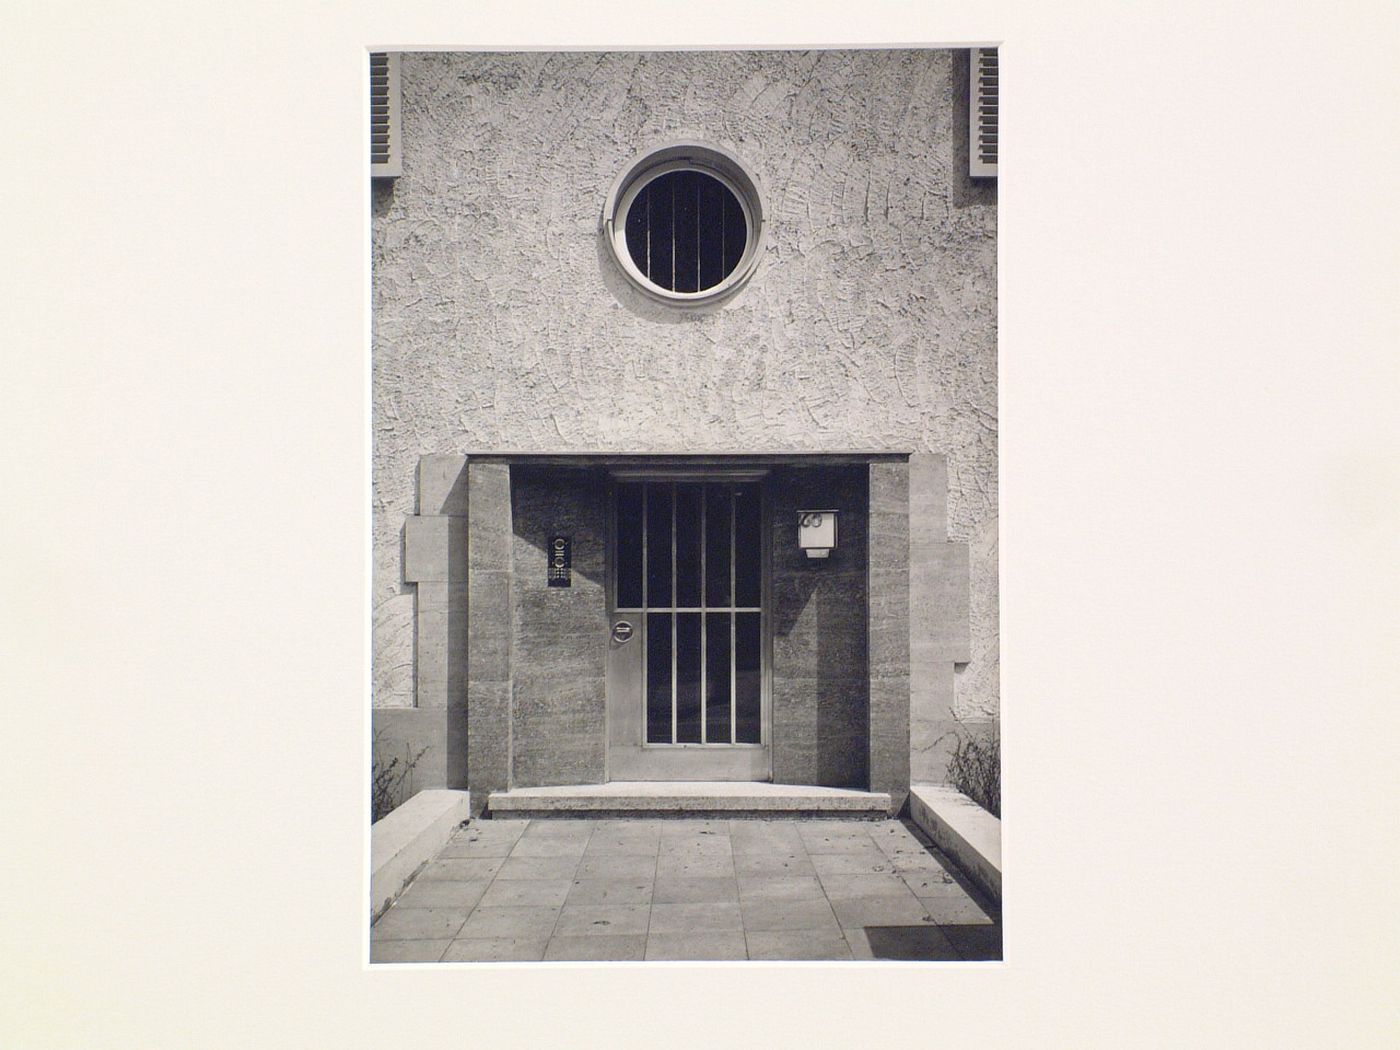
[
  {"left": 670, "top": 177, "right": 676, "bottom": 292},
  {"left": 645, "top": 186, "right": 651, "bottom": 282},
  {"left": 695, "top": 175, "right": 701, "bottom": 293}
]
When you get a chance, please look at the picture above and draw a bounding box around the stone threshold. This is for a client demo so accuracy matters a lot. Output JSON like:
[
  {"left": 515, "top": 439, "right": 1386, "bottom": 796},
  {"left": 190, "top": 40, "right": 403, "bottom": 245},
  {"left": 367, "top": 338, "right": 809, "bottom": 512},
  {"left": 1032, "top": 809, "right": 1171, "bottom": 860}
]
[{"left": 486, "top": 781, "right": 893, "bottom": 819}]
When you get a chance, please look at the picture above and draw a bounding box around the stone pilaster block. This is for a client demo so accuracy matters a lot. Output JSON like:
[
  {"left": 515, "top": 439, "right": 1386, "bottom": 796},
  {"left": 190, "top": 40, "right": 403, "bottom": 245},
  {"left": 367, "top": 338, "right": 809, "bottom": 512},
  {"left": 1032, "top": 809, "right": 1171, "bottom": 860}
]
[
  {"left": 466, "top": 461, "right": 514, "bottom": 815},
  {"left": 867, "top": 462, "right": 910, "bottom": 814}
]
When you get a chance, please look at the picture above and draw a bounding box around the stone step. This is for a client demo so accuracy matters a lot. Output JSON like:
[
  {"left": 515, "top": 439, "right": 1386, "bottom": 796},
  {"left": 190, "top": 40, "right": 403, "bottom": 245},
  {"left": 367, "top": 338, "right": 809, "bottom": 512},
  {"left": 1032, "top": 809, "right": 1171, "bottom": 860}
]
[{"left": 487, "top": 781, "right": 893, "bottom": 819}]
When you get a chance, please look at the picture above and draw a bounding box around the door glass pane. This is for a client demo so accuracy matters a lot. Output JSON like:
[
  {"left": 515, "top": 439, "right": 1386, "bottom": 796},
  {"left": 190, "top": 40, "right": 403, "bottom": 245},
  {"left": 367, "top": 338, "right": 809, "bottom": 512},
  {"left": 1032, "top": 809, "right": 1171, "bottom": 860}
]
[
  {"left": 676, "top": 613, "right": 701, "bottom": 743},
  {"left": 734, "top": 483, "right": 761, "bottom": 607},
  {"left": 646, "top": 612, "right": 672, "bottom": 743},
  {"left": 705, "top": 611, "right": 731, "bottom": 744},
  {"left": 645, "top": 482, "right": 672, "bottom": 608},
  {"left": 626, "top": 477, "right": 764, "bottom": 751},
  {"left": 674, "top": 483, "right": 702, "bottom": 607},
  {"left": 616, "top": 483, "right": 643, "bottom": 609},
  {"left": 704, "top": 484, "right": 731, "bottom": 607},
  {"left": 735, "top": 612, "right": 761, "bottom": 743}
]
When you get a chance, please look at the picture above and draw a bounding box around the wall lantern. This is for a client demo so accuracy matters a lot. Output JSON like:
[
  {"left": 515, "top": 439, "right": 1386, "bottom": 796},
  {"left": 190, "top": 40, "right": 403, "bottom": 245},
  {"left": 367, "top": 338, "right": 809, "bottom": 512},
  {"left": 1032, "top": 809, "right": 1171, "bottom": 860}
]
[{"left": 797, "top": 510, "right": 839, "bottom": 559}]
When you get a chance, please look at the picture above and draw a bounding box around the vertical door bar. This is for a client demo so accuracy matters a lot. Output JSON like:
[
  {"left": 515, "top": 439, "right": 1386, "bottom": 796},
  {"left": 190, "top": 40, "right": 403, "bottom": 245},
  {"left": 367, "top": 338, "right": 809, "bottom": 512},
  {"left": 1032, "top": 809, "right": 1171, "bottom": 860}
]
[
  {"left": 699, "top": 484, "right": 706, "bottom": 744},
  {"left": 730, "top": 483, "right": 737, "bottom": 744},
  {"left": 670, "top": 481, "right": 677, "bottom": 745},
  {"left": 641, "top": 483, "right": 648, "bottom": 743}
]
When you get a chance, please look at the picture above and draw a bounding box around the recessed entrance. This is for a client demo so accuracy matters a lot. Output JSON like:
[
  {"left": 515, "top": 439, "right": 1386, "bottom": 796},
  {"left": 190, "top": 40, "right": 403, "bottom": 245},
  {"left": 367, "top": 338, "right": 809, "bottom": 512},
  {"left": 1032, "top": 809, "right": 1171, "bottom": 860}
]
[{"left": 606, "top": 473, "right": 770, "bottom": 781}]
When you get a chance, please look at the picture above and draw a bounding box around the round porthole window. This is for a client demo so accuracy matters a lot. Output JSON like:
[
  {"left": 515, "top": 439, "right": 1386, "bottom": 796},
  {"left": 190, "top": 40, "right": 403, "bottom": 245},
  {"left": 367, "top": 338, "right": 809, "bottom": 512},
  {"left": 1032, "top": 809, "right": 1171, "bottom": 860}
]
[{"left": 603, "top": 142, "right": 765, "bottom": 307}]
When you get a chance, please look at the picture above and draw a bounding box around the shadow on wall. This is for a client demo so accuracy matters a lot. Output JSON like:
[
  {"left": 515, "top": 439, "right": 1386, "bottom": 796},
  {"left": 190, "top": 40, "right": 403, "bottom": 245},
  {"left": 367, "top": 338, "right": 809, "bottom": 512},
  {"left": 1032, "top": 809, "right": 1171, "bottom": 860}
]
[
  {"left": 769, "top": 465, "right": 870, "bottom": 789},
  {"left": 507, "top": 466, "right": 611, "bottom": 787}
]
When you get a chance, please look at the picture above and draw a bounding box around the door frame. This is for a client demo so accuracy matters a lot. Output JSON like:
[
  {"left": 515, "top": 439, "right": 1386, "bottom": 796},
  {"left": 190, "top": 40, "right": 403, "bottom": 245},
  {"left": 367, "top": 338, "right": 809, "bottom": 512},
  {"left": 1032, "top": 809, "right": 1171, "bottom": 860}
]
[{"left": 604, "top": 468, "right": 774, "bottom": 782}]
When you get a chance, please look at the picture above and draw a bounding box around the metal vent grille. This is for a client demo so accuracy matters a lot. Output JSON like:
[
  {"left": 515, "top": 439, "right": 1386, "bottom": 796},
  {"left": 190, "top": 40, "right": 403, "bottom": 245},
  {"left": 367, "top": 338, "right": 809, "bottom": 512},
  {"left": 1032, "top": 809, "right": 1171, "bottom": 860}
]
[
  {"left": 970, "top": 47, "right": 998, "bottom": 178},
  {"left": 370, "top": 52, "right": 401, "bottom": 178}
]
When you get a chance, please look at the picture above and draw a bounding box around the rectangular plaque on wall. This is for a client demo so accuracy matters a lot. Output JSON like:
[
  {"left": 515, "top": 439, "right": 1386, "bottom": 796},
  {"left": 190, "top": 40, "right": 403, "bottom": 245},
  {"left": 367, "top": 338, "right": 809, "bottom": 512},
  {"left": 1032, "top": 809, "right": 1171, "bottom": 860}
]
[{"left": 547, "top": 535, "right": 571, "bottom": 587}]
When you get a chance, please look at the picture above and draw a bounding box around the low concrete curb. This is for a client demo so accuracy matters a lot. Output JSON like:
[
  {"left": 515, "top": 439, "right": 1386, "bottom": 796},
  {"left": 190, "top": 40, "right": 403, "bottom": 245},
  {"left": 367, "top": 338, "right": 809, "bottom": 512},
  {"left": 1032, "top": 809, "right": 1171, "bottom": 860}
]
[
  {"left": 370, "top": 789, "right": 471, "bottom": 921},
  {"left": 908, "top": 784, "right": 1001, "bottom": 904}
]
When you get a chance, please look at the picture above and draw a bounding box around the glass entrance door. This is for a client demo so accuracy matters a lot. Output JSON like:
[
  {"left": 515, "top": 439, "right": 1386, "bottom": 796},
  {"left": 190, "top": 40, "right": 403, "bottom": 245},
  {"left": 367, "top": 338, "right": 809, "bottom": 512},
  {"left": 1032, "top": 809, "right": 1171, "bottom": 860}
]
[{"left": 606, "top": 476, "right": 770, "bottom": 781}]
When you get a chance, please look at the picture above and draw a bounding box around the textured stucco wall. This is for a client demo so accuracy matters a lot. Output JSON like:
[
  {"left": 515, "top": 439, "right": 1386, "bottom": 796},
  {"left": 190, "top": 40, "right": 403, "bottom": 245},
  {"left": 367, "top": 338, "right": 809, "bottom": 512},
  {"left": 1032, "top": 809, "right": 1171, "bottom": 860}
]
[{"left": 372, "top": 49, "right": 998, "bottom": 722}]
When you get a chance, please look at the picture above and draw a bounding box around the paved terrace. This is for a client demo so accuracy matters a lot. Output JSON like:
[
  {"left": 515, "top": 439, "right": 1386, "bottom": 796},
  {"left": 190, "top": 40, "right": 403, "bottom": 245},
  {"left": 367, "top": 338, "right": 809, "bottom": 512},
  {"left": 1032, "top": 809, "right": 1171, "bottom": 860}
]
[{"left": 371, "top": 817, "right": 1001, "bottom": 962}]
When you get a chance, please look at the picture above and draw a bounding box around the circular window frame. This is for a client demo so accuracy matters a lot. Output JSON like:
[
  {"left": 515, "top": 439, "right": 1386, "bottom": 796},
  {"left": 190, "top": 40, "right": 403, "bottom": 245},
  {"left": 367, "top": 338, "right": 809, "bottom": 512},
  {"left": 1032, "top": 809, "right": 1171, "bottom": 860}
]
[{"left": 603, "top": 141, "right": 766, "bottom": 308}]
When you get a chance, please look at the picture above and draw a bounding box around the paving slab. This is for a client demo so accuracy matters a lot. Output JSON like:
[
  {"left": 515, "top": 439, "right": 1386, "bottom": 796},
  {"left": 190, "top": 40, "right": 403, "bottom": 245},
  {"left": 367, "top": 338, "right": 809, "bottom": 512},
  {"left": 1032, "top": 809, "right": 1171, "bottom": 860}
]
[
  {"left": 809, "top": 852, "right": 896, "bottom": 876},
  {"left": 645, "top": 932, "right": 748, "bottom": 960},
  {"left": 747, "top": 928, "right": 853, "bottom": 961},
  {"left": 416, "top": 857, "right": 505, "bottom": 882},
  {"left": 864, "top": 925, "right": 961, "bottom": 961},
  {"left": 649, "top": 901, "right": 744, "bottom": 934},
  {"left": 520, "top": 819, "right": 595, "bottom": 837},
  {"left": 938, "top": 923, "right": 1003, "bottom": 961},
  {"left": 436, "top": 837, "right": 517, "bottom": 859},
  {"left": 495, "top": 856, "right": 581, "bottom": 880},
  {"left": 584, "top": 837, "right": 660, "bottom": 858},
  {"left": 868, "top": 821, "right": 929, "bottom": 853},
  {"left": 817, "top": 873, "right": 918, "bottom": 900},
  {"left": 731, "top": 837, "right": 808, "bottom": 857},
  {"left": 553, "top": 904, "right": 651, "bottom": 937},
  {"left": 457, "top": 906, "right": 561, "bottom": 940},
  {"left": 653, "top": 876, "right": 740, "bottom": 904},
  {"left": 658, "top": 819, "right": 731, "bottom": 836},
  {"left": 454, "top": 820, "right": 528, "bottom": 842},
  {"left": 737, "top": 875, "right": 827, "bottom": 902},
  {"left": 843, "top": 926, "right": 875, "bottom": 960},
  {"left": 545, "top": 935, "right": 647, "bottom": 961},
  {"left": 371, "top": 815, "right": 1002, "bottom": 963},
  {"left": 659, "top": 837, "right": 733, "bottom": 859},
  {"left": 442, "top": 937, "right": 548, "bottom": 962},
  {"left": 372, "top": 906, "right": 473, "bottom": 942},
  {"left": 887, "top": 850, "right": 949, "bottom": 874},
  {"left": 830, "top": 895, "right": 939, "bottom": 930},
  {"left": 565, "top": 877, "right": 655, "bottom": 906},
  {"left": 371, "top": 939, "right": 451, "bottom": 963},
  {"left": 914, "top": 896, "right": 995, "bottom": 925},
  {"left": 510, "top": 837, "right": 591, "bottom": 858},
  {"left": 577, "top": 854, "right": 657, "bottom": 879},
  {"left": 655, "top": 853, "right": 736, "bottom": 879},
  {"left": 478, "top": 878, "right": 573, "bottom": 908},
  {"left": 738, "top": 897, "right": 839, "bottom": 932},
  {"left": 732, "top": 852, "right": 816, "bottom": 878},
  {"left": 728, "top": 818, "right": 806, "bottom": 841},
  {"left": 394, "top": 879, "right": 490, "bottom": 910},
  {"left": 800, "top": 837, "right": 888, "bottom": 858},
  {"left": 901, "top": 871, "right": 972, "bottom": 898}
]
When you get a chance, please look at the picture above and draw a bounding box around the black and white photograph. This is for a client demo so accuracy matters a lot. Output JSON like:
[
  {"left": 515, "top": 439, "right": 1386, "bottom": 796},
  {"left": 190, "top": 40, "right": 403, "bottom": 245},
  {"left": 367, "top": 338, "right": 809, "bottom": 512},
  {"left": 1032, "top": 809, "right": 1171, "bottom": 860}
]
[
  {"left": 366, "top": 48, "right": 1002, "bottom": 963},
  {"left": 6, "top": 0, "right": 1396, "bottom": 1045}
]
